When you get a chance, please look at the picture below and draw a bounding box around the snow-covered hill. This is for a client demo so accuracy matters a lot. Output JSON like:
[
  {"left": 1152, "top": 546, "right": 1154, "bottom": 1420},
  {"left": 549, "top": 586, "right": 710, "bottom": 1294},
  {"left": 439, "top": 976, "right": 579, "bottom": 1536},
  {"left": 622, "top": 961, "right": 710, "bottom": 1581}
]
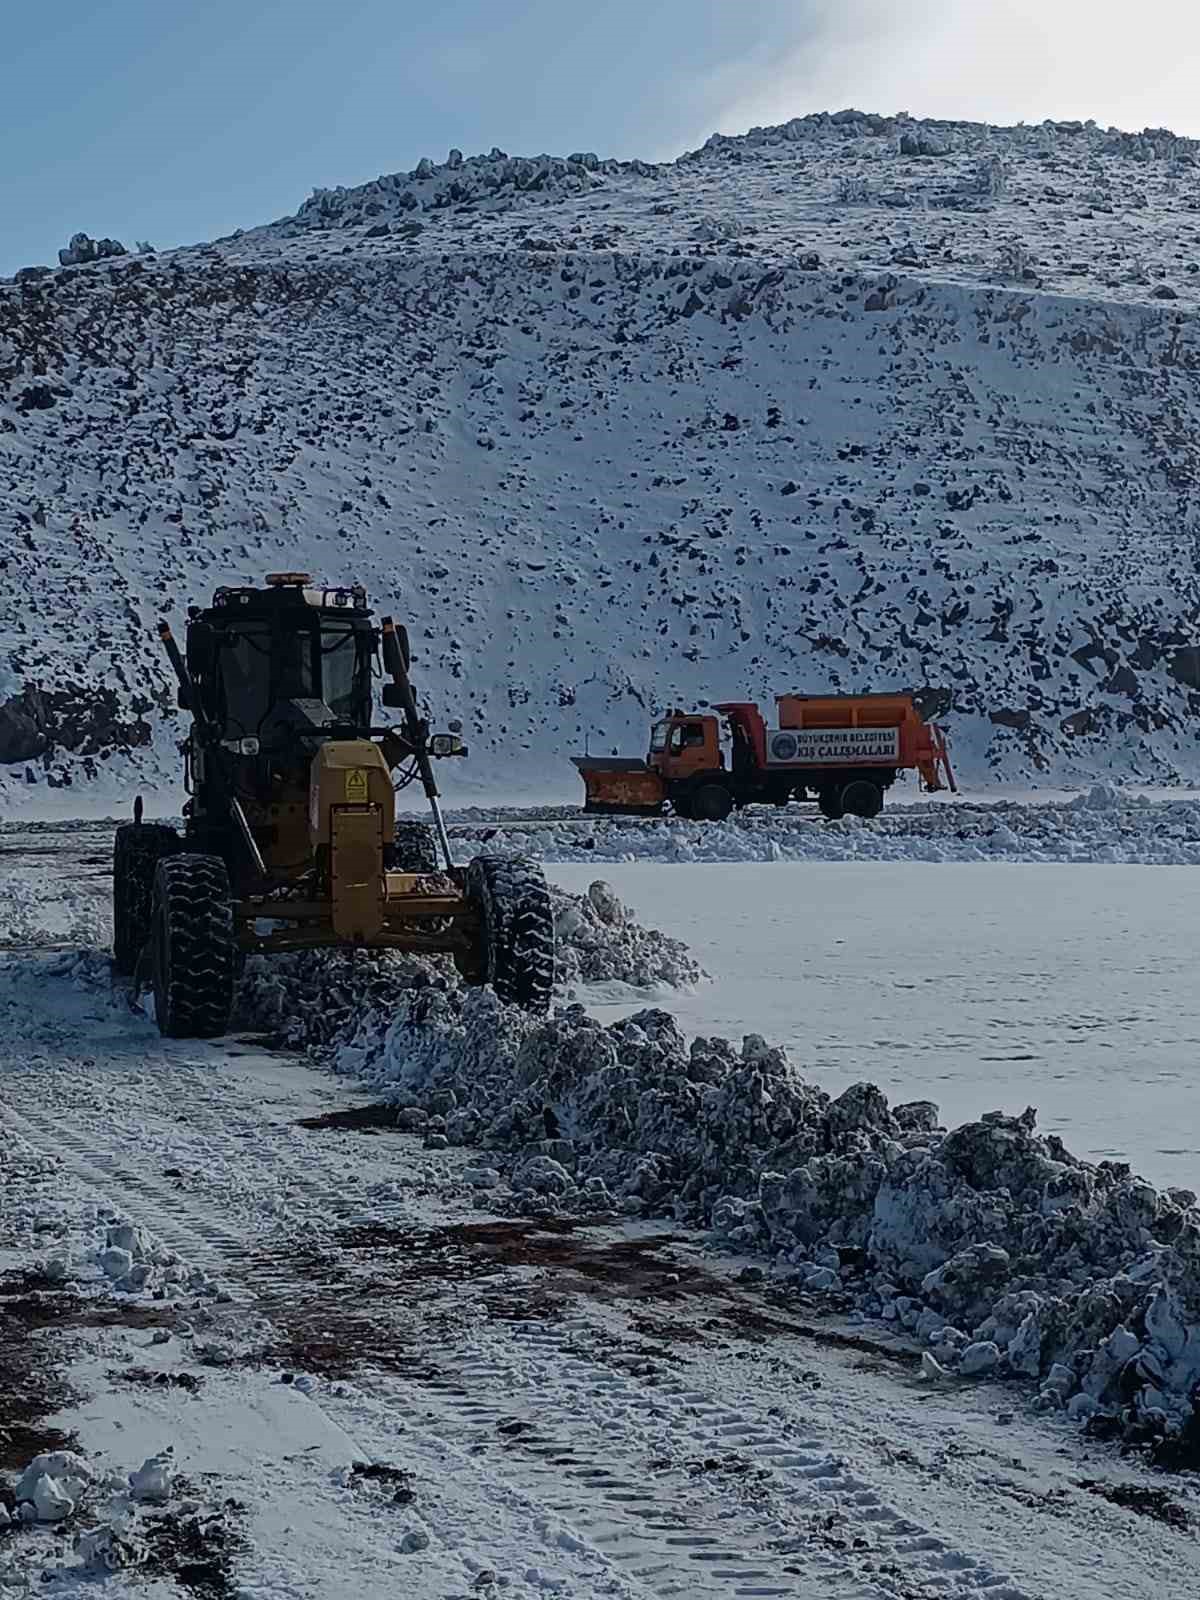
[{"left": 5, "top": 109, "right": 1200, "bottom": 810}]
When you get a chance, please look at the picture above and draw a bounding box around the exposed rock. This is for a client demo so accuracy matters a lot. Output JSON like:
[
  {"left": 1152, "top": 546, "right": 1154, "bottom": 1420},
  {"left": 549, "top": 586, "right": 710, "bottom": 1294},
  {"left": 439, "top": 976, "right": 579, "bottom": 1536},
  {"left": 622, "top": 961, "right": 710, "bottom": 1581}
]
[
  {"left": 893, "top": 1100, "right": 940, "bottom": 1133},
  {"left": 0, "top": 684, "right": 151, "bottom": 766},
  {"left": 900, "top": 131, "right": 952, "bottom": 158},
  {"left": 0, "top": 702, "right": 47, "bottom": 762},
  {"left": 959, "top": 1339, "right": 1002, "bottom": 1376},
  {"left": 58, "top": 232, "right": 127, "bottom": 267}
]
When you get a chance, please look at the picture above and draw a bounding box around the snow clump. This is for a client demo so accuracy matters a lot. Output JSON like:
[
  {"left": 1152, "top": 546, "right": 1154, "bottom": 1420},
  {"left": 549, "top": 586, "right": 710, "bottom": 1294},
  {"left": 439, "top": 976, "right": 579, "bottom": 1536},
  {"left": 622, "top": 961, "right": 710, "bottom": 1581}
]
[
  {"left": 238, "top": 878, "right": 704, "bottom": 1048},
  {"left": 461, "top": 794, "right": 1200, "bottom": 868}
]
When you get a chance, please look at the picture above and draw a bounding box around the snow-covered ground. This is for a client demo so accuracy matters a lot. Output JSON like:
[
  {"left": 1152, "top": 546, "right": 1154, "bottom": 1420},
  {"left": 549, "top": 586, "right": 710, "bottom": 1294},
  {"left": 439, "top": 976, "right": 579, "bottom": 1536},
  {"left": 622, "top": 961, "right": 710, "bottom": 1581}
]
[
  {"left": 549, "top": 860, "right": 1200, "bottom": 1190},
  {"left": 8, "top": 798, "right": 1200, "bottom": 1191},
  {"left": 6, "top": 814, "right": 1200, "bottom": 1593},
  {"left": 2, "top": 945, "right": 1198, "bottom": 1599},
  {"left": 465, "top": 789, "right": 1200, "bottom": 867}
]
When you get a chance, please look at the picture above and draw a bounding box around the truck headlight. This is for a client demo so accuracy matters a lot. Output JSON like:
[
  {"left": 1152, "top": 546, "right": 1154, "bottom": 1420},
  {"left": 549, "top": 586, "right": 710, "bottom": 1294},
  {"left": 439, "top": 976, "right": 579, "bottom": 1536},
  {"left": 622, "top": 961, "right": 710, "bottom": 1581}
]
[{"left": 429, "top": 734, "right": 466, "bottom": 757}]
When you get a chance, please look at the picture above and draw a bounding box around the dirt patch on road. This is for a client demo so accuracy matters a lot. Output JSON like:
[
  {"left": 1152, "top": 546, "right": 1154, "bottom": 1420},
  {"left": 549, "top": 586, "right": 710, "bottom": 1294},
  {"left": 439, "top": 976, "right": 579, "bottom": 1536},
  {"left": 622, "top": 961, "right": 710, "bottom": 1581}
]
[
  {"left": 0, "top": 1270, "right": 174, "bottom": 1471},
  {"left": 243, "top": 1218, "right": 917, "bottom": 1382},
  {"left": 295, "top": 1103, "right": 400, "bottom": 1134},
  {"left": 110, "top": 1365, "right": 204, "bottom": 1394},
  {"left": 1079, "top": 1479, "right": 1193, "bottom": 1531},
  {"left": 141, "top": 1498, "right": 249, "bottom": 1600}
]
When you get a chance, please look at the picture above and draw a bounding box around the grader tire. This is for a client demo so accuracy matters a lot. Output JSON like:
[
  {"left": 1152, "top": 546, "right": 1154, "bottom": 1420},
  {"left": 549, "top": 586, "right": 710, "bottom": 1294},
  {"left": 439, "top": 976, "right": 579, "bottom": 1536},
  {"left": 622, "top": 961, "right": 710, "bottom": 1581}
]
[
  {"left": 389, "top": 821, "right": 439, "bottom": 874},
  {"left": 112, "top": 823, "right": 180, "bottom": 976},
  {"left": 466, "top": 854, "right": 556, "bottom": 1015},
  {"left": 150, "top": 854, "right": 237, "bottom": 1039}
]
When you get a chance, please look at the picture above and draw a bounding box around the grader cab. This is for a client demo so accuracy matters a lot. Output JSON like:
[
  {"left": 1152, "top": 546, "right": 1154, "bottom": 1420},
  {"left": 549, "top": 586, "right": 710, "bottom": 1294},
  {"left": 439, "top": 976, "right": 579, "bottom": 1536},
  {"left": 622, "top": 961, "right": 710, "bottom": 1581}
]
[{"left": 112, "top": 574, "right": 555, "bottom": 1037}]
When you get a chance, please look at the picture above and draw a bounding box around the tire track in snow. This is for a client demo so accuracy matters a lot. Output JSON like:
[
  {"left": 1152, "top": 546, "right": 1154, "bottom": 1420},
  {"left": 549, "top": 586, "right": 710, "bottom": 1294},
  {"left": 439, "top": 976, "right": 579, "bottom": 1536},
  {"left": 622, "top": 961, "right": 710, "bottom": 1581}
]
[
  {"left": 397, "top": 1317, "right": 1036, "bottom": 1600},
  {"left": 1, "top": 1069, "right": 1040, "bottom": 1600}
]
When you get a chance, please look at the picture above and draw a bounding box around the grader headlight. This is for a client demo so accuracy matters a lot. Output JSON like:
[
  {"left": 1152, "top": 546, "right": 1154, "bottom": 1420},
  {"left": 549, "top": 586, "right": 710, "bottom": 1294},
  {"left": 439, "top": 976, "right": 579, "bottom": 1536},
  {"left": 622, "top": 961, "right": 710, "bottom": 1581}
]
[{"left": 429, "top": 733, "right": 467, "bottom": 758}]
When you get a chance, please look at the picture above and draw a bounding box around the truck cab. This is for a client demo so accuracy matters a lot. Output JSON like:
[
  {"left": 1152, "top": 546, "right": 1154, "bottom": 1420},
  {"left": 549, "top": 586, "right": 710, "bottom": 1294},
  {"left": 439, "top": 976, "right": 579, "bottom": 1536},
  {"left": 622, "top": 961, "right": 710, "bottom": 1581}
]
[{"left": 648, "top": 713, "right": 723, "bottom": 781}]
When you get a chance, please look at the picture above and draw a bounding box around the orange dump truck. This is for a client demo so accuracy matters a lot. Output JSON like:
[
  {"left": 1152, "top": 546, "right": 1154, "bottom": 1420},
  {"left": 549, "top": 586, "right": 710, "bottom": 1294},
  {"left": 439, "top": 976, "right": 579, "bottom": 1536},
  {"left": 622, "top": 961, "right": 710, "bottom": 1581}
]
[{"left": 573, "top": 694, "right": 955, "bottom": 821}]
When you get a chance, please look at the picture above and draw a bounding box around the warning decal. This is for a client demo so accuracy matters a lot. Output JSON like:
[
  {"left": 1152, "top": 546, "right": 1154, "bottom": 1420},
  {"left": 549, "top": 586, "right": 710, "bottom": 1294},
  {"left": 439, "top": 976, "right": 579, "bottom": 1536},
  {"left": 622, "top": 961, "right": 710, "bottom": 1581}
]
[{"left": 344, "top": 767, "right": 369, "bottom": 803}]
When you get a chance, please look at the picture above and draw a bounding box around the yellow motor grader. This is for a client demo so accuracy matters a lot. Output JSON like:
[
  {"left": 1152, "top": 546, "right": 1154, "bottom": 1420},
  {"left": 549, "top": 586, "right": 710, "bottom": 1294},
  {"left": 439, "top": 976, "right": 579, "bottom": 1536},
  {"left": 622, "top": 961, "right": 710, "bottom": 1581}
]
[{"left": 112, "top": 573, "right": 555, "bottom": 1037}]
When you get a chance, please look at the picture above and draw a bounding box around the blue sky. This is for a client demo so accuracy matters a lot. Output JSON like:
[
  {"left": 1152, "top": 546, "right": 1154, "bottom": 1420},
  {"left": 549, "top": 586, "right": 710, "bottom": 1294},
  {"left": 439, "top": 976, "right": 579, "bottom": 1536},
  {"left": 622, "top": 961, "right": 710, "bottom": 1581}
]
[{"left": 3, "top": 1, "right": 1198, "bottom": 275}]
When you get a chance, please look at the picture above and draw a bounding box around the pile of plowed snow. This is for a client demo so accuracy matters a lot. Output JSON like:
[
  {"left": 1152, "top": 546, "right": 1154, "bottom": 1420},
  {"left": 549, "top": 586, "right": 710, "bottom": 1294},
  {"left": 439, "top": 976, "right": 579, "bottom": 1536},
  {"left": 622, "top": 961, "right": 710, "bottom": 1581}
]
[
  {"left": 237, "top": 878, "right": 706, "bottom": 1048},
  {"left": 309, "top": 974, "right": 1200, "bottom": 1466},
  {"left": 456, "top": 789, "right": 1200, "bottom": 866}
]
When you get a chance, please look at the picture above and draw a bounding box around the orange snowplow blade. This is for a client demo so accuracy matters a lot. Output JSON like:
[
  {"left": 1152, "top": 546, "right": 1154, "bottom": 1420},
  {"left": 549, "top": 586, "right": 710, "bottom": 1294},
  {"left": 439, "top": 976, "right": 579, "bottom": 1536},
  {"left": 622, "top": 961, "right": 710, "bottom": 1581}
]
[{"left": 572, "top": 757, "right": 666, "bottom": 815}]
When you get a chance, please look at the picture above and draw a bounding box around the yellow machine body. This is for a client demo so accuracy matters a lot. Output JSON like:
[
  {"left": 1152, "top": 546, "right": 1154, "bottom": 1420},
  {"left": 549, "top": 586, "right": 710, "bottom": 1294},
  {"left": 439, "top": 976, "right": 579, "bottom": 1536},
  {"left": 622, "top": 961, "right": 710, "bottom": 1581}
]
[{"left": 308, "top": 740, "right": 396, "bottom": 846}]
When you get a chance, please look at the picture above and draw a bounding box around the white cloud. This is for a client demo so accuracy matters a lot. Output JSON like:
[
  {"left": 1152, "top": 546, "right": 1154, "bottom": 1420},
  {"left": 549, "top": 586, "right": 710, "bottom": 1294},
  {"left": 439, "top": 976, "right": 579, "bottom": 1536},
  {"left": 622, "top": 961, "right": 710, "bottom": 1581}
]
[{"left": 706, "top": 1, "right": 1200, "bottom": 143}]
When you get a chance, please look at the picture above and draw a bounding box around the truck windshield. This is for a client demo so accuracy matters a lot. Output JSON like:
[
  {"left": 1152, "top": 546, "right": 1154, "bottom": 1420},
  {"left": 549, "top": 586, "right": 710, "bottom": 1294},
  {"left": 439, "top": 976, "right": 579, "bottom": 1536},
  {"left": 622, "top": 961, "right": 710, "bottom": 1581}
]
[{"left": 650, "top": 721, "right": 670, "bottom": 752}]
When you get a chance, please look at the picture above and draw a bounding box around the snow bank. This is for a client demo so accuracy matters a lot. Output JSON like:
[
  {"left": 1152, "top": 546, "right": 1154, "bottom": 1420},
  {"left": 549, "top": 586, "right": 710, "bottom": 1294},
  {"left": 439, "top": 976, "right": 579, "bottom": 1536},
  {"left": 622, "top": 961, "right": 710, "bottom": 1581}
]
[
  {"left": 327, "top": 982, "right": 1200, "bottom": 1461},
  {"left": 460, "top": 794, "right": 1200, "bottom": 867},
  {"left": 237, "top": 879, "right": 706, "bottom": 1047},
  {"left": 552, "top": 879, "right": 705, "bottom": 994}
]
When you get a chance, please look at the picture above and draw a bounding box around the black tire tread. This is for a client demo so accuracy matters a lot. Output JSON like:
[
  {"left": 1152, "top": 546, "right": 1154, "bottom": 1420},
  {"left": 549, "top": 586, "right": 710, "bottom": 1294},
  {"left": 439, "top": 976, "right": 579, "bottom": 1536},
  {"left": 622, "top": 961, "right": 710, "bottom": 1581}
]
[
  {"left": 690, "top": 782, "right": 734, "bottom": 823},
  {"left": 466, "top": 854, "right": 555, "bottom": 1015},
  {"left": 151, "top": 854, "right": 237, "bottom": 1039},
  {"left": 841, "top": 779, "right": 884, "bottom": 819},
  {"left": 112, "top": 823, "right": 180, "bottom": 976}
]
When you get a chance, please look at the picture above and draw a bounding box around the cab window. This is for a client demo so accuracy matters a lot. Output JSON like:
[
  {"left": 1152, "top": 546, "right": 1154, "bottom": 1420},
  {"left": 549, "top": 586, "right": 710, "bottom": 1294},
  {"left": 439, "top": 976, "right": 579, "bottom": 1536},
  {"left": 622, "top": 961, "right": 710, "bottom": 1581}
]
[
  {"left": 650, "top": 721, "right": 670, "bottom": 753},
  {"left": 670, "top": 722, "right": 706, "bottom": 753},
  {"left": 320, "top": 623, "right": 371, "bottom": 726}
]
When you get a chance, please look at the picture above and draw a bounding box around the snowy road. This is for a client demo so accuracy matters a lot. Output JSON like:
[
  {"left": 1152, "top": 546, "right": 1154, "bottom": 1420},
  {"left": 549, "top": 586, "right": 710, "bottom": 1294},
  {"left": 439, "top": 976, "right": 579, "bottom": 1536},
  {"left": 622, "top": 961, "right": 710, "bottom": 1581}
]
[
  {"left": 5, "top": 819, "right": 1200, "bottom": 1594},
  {"left": 2, "top": 954, "right": 1196, "bottom": 1599},
  {"left": 549, "top": 862, "right": 1200, "bottom": 1191}
]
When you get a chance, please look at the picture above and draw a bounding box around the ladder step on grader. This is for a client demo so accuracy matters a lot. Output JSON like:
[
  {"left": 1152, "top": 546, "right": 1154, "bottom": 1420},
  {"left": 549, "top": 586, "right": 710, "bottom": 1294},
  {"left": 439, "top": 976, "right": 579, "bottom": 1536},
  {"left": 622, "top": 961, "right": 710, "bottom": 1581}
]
[{"left": 112, "top": 574, "right": 555, "bottom": 1038}]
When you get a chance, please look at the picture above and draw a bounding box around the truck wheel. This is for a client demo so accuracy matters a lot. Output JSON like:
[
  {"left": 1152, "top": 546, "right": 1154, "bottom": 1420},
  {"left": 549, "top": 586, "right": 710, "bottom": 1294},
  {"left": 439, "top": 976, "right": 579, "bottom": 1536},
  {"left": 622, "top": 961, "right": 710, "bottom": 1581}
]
[
  {"left": 388, "top": 821, "right": 439, "bottom": 874},
  {"left": 113, "top": 823, "right": 180, "bottom": 976},
  {"left": 150, "top": 855, "right": 237, "bottom": 1039},
  {"left": 690, "top": 784, "right": 734, "bottom": 822},
  {"left": 671, "top": 796, "right": 693, "bottom": 820},
  {"left": 817, "top": 787, "right": 845, "bottom": 821},
  {"left": 841, "top": 780, "right": 884, "bottom": 819},
  {"left": 466, "top": 855, "right": 556, "bottom": 1014}
]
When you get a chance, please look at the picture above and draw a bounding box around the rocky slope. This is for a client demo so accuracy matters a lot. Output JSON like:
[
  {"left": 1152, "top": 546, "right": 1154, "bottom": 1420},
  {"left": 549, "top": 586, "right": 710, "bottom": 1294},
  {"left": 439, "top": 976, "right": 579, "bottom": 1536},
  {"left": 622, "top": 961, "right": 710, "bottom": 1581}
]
[{"left": 4, "top": 110, "right": 1200, "bottom": 805}]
